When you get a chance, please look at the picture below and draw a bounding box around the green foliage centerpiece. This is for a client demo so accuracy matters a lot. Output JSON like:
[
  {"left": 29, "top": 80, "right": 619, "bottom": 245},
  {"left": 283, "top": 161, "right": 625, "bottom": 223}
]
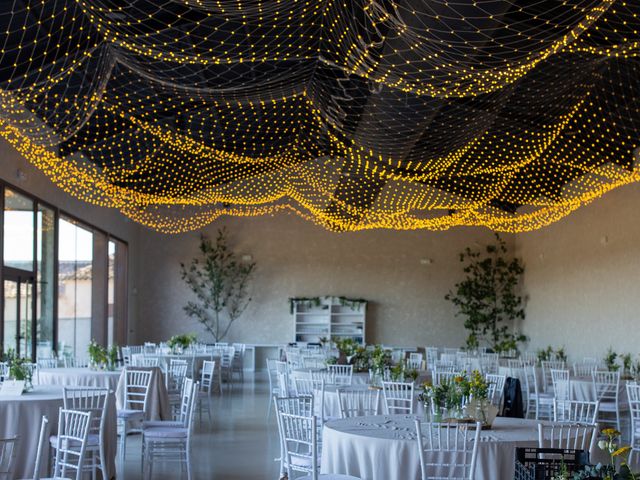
[
  {"left": 3, "top": 349, "right": 34, "bottom": 391},
  {"left": 445, "top": 234, "right": 527, "bottom": 354},
  {"left": 88, "top": 340, "right": 118, "bottom": 371},
  {"left": 180, "top": 228, "right": 255, "bottom": 343},
  {"left": 167, "top": 333, "right": 197, "bottom": 353}
]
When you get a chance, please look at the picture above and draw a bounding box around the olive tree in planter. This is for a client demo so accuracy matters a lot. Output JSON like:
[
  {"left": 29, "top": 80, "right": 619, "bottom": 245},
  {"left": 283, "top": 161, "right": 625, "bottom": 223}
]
[
  {"left": 445, "top": 234, "right": 527, "bottom": 353},
  {"left": 180, "top": 228, "right": 255, "bottom": 342}
]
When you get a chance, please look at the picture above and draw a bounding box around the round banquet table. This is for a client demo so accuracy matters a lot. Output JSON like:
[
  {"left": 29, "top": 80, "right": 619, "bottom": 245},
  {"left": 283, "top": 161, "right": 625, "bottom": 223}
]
[
  {"left": 37, "top": 368, "right": 120, "bottom": 477},
  {"left": 0, "top": 385, "right": 63, "bottom": 478},
  {"left": 320, "top": 415, "right": 558, "bottom": 480}
]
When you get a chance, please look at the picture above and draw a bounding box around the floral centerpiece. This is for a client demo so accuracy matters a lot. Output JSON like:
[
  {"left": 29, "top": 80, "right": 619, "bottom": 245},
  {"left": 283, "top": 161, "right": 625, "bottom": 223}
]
[
  {"left": 568, "top": 428, "right": 638, "bottom": 480},
  {"left": 419, "top": 370, "right": 498, "bottom": 427},
  {"left": 369, "top": 345, "right": 392, "bottom": 387},
  {"left": 88, "top": 340, "right": 118, "bottom": 370},
  {"left": 4, "top": 349, "right": 33, "bottom": 391},
  {"left": 167, "top": 333, "right": 197, "bottom": 353}
]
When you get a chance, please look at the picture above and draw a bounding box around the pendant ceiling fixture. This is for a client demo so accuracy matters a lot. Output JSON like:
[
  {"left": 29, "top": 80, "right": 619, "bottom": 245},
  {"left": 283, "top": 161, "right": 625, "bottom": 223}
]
[{"left": 0, "top": 0, "right": 638, "bottom": 233}]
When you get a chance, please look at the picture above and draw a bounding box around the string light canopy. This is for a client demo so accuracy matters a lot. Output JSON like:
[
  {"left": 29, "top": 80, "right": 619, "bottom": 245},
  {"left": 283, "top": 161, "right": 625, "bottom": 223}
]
[{"left": 0, "top": 0, "right": 638, "bottom": 233}]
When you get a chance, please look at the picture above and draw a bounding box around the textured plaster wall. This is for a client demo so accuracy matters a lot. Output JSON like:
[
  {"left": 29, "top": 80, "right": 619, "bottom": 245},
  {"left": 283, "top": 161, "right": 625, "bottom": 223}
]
[
  {"left": 515, "top": 182, "right": 640, "bottom": 362},
  {"left": 136, "top": 214, "right": 505, "bottom": 348},
  {"left": 0, "top": 139, "right": 140, "bottom": 342}
]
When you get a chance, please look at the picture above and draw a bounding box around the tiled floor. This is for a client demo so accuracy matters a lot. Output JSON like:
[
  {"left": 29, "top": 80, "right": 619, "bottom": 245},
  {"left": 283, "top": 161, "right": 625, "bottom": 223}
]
[{"left": 121, "top": 373, "right": 281, "bottom": 479}]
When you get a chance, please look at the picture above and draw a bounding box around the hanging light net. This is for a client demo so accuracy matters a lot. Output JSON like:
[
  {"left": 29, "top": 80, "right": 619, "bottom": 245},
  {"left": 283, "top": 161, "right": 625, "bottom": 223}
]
[{"left": 0, "top": 0, "right": 638, "bottom": 232}]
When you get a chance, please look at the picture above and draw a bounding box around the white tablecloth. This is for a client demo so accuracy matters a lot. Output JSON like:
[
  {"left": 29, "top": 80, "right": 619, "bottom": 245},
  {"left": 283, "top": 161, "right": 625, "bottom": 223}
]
[
  {"left": 321, "top": 415, "right": 552, "bottom": 480},
  {"left": 39, "top": 367, "right": 121, "bottom": 392},
  {"left": 0, "top": 386, "right": 64, "bottom": 479},
  {"left": 37, "top": 368, "right": 120, "bottom": 478}
]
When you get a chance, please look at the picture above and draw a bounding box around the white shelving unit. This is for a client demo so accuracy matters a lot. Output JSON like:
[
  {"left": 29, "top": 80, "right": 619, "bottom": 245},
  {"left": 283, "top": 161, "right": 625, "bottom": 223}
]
[{"left": 292, "top": 297, "right": 366, "bottom": 345}]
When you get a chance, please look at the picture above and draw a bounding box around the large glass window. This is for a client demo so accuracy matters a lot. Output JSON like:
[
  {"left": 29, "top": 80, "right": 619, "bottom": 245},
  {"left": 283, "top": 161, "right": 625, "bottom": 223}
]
[
  {"left": 4, "top": 189, "right": 34, "bottom": 271},
  {"left": 0, "top": 182, "right": 127, "bottom": 360},
  {"left": 57, "top": 218, "right": 93, "bottom": 357}
]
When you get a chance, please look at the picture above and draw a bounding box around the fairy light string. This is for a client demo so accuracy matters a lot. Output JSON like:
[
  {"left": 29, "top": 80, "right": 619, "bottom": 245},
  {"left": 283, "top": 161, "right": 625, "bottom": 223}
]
[{"left": 0, "top": 0, "right": 637, "bottom": 233}]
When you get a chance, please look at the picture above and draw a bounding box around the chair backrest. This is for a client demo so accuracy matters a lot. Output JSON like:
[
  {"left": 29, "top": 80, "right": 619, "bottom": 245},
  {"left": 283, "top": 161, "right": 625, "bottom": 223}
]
[
  {"left": 302, "top": 355, "right": 325, "bottom": 370},
  {"left": 121, "top": 347, "right": 132, "bottom": 366},
  {"left": 627, "top": 383, "right": 640, "bottom": 443},
  {"left": 432, "top": 370, "right": 458, "bottom": 386},
  {"left": 128, "top": 345, "right": 143, "bottom": 355},
  {"left": 37, "top": 357, "right": 58, "bottom": 368},
  {"left": 277, "top": 371, "right": 292, "bottom": 397},
  {"left": 177, "top": 378, "right": 196, "bottom": 427},
  {"left": 407, "top": 353, "right": 423, "bottom": 370},
  {"left": 425, "top": 348, "right": 439, "bottom": 368},
  {"left": 541, "top": 361, "right": 566, "bottom": 391},
  {"left": 523, "top": 365, "right": 542, "bottom": 396},
  {"left": 278, "top": 411, "right": 318, "bottom": 479},
  {"left": 415, "top": 420, "right": 480, "bottom": 480},
  {"left": 33, "top": 416, "right": 49, "bottom": 480},
  {"left": 310, "top": 369, "right": 336, "bottom": 386},
  {"left": 537, "top": 422, "right": 597, "bottom": 452},
  {"left": 200, "top": 360, "right": 216, "bottom": 394},
  {"left": 550, "top": 369, "right": 571, "bottom": 401},
  {"left": 274, "top": 395, "right": 315, "bottom": 418},
  {"left": 132, "top": 356, "right": 159, "bottom": 368},
  {"left": 521, "top": 352, "right": 537, "bottom": 366},
  {"left": 0, "top": 436, "right": 18, "bottom": 480},
  {"left": 573, "top": 362, "right": 597, "bottom": 378},
  {"left": 327, "top": 364, "right": 353, "bottom": 385},
  {"left": 485, "top": 374, "right": 507, "bottom": 406},
  {"left": 554, "top": 399, "right": 600, "bottom": 424},
  {"left": 62, "top": 387, "right": 109, "bottom": 441},
  {"left": 123, "top": 368, "right": 153, "bottom": 413},
  {"left": 166, "top": 359, "right": 189, "bottom": 393},
  {"left": 293, "top": 377, "right": 316, "bottom": 396},
  {"left": 592, "top": 370, "right": 620, "bottom": 403},
  {"left": 382, "top": 381, "right": 414, "bottom": 414},
  {"left": 337, "top": 387, "right": 380, "bottom": 418},
  {"left": 52, "top": 409, "right": 92, "bottom": 480},
  {"left": 143, "top": 343, "right": 157, "bottom": 354}
]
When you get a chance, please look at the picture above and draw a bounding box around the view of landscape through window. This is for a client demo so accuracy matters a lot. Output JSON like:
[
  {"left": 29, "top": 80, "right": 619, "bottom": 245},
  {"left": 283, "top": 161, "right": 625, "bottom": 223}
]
[{"left": 2, "top": 185, "right": 125, "bottom": 360}]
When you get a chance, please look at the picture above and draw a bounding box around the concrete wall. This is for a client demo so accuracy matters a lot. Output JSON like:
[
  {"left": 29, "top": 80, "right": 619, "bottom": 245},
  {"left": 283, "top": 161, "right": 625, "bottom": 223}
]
[
  {"left": 0, "top": 138, "right": 140, "bottom": 343},
  {"left": 137, "top": 214, "right": 507, "bottom": 348},
  {"left": 516, "top": 182, "right": 640, "bottom": 362}
]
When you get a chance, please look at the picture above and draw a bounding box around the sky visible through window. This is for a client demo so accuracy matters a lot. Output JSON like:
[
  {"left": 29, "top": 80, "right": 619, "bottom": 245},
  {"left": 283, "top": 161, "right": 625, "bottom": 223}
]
[{"left": 4, "top": 212, "right": 92, "bottom": 263}]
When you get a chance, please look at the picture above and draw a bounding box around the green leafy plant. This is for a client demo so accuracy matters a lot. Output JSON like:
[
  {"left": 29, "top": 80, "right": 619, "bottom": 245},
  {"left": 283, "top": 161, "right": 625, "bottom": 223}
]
[
  {"left": 88, "top": 340, "right": 108, "bottom": 367},
  {"left": 167, "top": 333, "right": 197, "bottom": 351},
  {"left": 3, "top": 349, "right": 33, "bottom": 386},
  {"left": 605, "top": 348, "right": 620, "bottom": 372},
  {"left": 108, "top": 345, "right": 119, "bottom": 368},
  {"left": 333, "top": 337, "right": 359, "bottom": 358},
  {"left": 445, "top": 234, "right": 527, "bottom": 353},
  {"left": 181, "top": 228, "right": 255, "bottom": 342},
  {"left": 621, "top": 353, "right": 633, "bottom": 374},
  {"left": 370, "top": 345, "right": 392, "bottom": 374}
]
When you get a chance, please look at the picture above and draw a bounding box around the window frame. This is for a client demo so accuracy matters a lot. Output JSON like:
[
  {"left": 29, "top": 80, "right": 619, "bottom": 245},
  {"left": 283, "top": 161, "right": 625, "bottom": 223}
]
[{"left": 0, "top": 179, "right": 128, "bottom": 360}]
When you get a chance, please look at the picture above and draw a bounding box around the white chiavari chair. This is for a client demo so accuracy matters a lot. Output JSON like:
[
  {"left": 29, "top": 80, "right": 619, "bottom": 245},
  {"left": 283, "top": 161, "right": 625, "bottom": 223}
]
[
  {"left": 414, "top": 420, "right": 480, "bottom": 480},
  {"left": 0, "top": 436, "right": 18, "bottom": 480},
  {"left": 117, "top": 368, "right": 153, "bottom": 466},
  {"left": 537, "top": 422, "right": 598, "bottom": 453},
  {"left": 52, "top": 409, "right": 92, "bottom": 480},
  {"left": 592, "top": 370, "right": 622, "bottom": 431},
  {"left": 337, "top": 388, "right": 380, "bottom": 418},
  {"left": 382, "top": 381, "right": 414, "bottom": 414},
  {"left": 554, "top": 399, "right": 599, "bottom": 424},
  {"left": 327, "top": 365, "right": 353, "bottom": 386}
]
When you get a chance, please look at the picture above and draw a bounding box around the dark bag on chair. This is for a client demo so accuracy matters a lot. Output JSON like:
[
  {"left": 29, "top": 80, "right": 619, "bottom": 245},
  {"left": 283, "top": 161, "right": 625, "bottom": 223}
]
[{"left": 502, "top": 377, "right": 524, "bottom": 418}]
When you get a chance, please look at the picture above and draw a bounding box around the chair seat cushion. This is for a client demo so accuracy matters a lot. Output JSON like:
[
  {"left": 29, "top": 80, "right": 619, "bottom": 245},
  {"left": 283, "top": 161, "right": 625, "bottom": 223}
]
[
  {"left": 49, "top": 434, "right": 100, "bottom": 447},
  {"left": 117, "top": 409, "right": 145, "bottom": 419},
  {"left": 297, "top": 475, "right": 361, "bottom": 480},
  {"left": 143, "top": 420, "right": 183, "bottom": 429},
  {"left": 143, "top": 426, "right": 188, "bottom": 439}
]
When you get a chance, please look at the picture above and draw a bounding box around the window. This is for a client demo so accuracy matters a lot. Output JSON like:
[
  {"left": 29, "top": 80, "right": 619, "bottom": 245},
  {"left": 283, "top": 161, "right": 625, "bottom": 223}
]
[
  {"left": 57, "top": 217, "right": 93, "bottom": 357},
  {"left": 0, "top": 181, "right": 128, "bottom": 360}
]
